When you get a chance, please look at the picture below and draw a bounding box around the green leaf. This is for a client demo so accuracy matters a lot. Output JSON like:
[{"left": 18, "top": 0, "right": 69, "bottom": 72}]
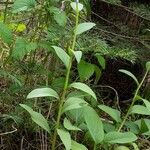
[
  {"left": 13, "top": 0, "right": 36, "bottom": 13},
  {"left": 70, "top": 2, "right": 83, "bottom": 12},
  {"left": 12, "top": 38, "right": 27, "bottom": 60},
  {"left": 0, "top": 22, "right": 13, "bottom": 44},
  {"left": 146, "top": 61, "right": 150, "bottom": 71},
  {"left": 53, "top": 11, "right": 67, "bottom": 27},
  {"left": 115, "top": 146, "right": 130, "bottom": 150},
  {"left": 66, "top": 108, "right": 84, "bottom": 125},
  {"left": 63, "top": 118, "right": 81, "bottom": 131},
  {"left": 94, "top": 65, "right": 101, "bottom": 84},
  {"left": 76, "top": 22, "right": 96, "bottom": 35},
  {"left": 143, "top": 99, "right": 150, "bottom": 112},
  {"left": 52, "top": 46, "right": 70, "bottom": 68},
  {"left": 71, "top": 140, "right": 88, "bottom": 150},
  {"left": 27, "top": 88, "right": 59, "bottom": 99},
  {"left": 125, "top": 121, "right": 139, "bottom": 134},
  {"left": 73, "top": 51, "right": 82, "bottom": 63},
  {"left": 57, "top": 129, "right": 71, "bottom": 150},
  {"left": 119, "top": 69, "right": 139, "bottom": 86},
  {"left": 69, "top": 82, "right": 97, "bottom": 101},
  {"left": 98, "top": 105, "right": 121, "bottom": 122},
  {"left": 84, "top": 106, "right": 104, "bottom": 144},
  {"left": 20, "top": 104, "right": 50, "bottom": 133},
  {"left": 62, "top": 97, "right": 87, "bottom": 113},
  {"left": 12, "top": 38, "right": 37, "bottom": 60},
  {"left": 140, "top": 119, "right": 149, "bottom": 133},
  {"left": 95, "top": 54, "right": 105, "bottom": 69},
  {"left": 104, "top": 132, "right": 137, "bottom": 144},
  {"left": 131, "top": 105, "right": 150, "bottom": 115},
  {"left": 78, "top": 60, "right": 95, "bottom": 81},
  {"left": 64, "top": 118, "right": 81, "bottom": 131}
]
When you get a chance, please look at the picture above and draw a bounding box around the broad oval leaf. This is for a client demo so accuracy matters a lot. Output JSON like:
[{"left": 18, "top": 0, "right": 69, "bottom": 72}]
[
  {"left": 63, "top": 118, "right": 81, "bottom": 131},
  {"left": 53, "top": 11, "right": 67, "bottom": 27},
  {"left": 146, "top": 61, "right": 150, "bottom": 71},
  {"left": 62, "top": 97, "right": 87, "bottom": 113},
  {"left": 119, "top": 69, "right": 139, "bottom": 86},
  {"left": 78, "top": 60, "right": 95, "bottom": 81},
  {"left": 71, "top": 140, "right": 88, "bottom": 150},
  {"left": 20, "top": 104, "right": 50, "bottom": 133},
  {"left": 143, "top": 99, "right": 150, "bottom": 112},
  {"left": 69, "top": 82, "right": 97, "bottom": 101},
  {"left": 84, "top": 106, "right": 104, "bottom": 144},
  {"left": 27, "top": 88, "right": 59, "bottom": 99},
  {"left": 73, "top": 51, "right": 82, "bottom": 63},
  {"left": 115, "top": 146, "right": 130, "bottom": 150},
  {"left": 13, "top": 0, "right": 36, "bottom": 13},
  {"left": 131, "top": 105, "right": 150, "bottom": 115},
  {"left": 57, "top": 129, "right": 71, "bottom": 150},
  {"left": 70, "top": 2, "right": 83, "bottom": 12},
  {"left": 76, "top": 22, "right": 96, "bottom": 35},
  {"left": 104, "top": 131, "right": 137, "bottom": 144},
  {"left": 0, "top": 22, "right": 13, "bottom": 45},
  {"left": 52, "top": 46, "right": 70, "bottom": 68},
  {"left": 98, "top": 105, "right": 121, "bottom": 122},
  {"left": 95, "top": 54, "right": 105, "bottom": 69}
]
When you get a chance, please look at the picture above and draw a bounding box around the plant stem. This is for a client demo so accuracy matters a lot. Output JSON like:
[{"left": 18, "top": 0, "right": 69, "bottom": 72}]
[
  {"left": 51, "top": 3, "right": 79, "bottom": 150},
  {"left": 118, "top": 70, "right": 149, "bottom": 132},
  {"left": 93, "top": 143, "right": 97, "bottom": 150},
  {"left": 3, "top": 0, "right": 9, "bottom": 23}
]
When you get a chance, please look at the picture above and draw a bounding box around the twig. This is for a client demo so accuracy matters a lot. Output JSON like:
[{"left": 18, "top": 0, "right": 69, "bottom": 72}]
[{"left": 0, "top": 125, "right": 17, "bottom": 136}]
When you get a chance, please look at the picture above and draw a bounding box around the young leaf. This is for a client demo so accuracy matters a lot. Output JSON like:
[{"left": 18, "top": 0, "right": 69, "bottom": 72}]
[
  {"left": 95, "top": 54, "right": 105, "bottom": 69},
  {"left": 62, "top": 97, "right": 87, "bottom": 113},
  {"left": 76, "top": 23, "right": 96, "bottom": 35},
  {"left": 131, "top": 105, "right": 150, "bottom": 115},
  {"left": 146, "top": 61, "right": 150, "bottom": 71},
  {"left": 94, "top": 65, "right": 102, "bottom": 84},
  {"left": 115, "top": 146, "right": 130, "bottom": 150},
  {"left": 143, "top": 99, "right": 150, "bottom": 112},
  {"left": 98, "top": 105, "right": 121, "bottom": 122},
  {"left": 27, "top": 88, "right": 59, "bottom": 99},
  {"left": 71, "top": 140, "right": 88, "bottom": 150},
  {"left": 63, "top": 118, "right": 81, "bottom": 131},
  {"left": 0, "top": 22, "right": 13, "bottom": 45},
  {"left": 70, "top": 2, "right": 83, "bottom": 12},
  {"left": 20, "top": 104, "right": 50, "bottom": 133},
  {"left": 73, "top": 51, "right": 82, "bottom": 63},
  {"left": 53, "top": 11, "right": 67, "bottom": 27},
  {"left": 78, "top": 60, "right": 95, "bottom": 81},
  {"left": 119, "top": 69, "right": 139, "bottom": 86},
  {"left": 13, "top": 0, "right": 36, "bottom": 13},
  {"left": 84, "top": 106, "right": 104, "bottom": 144},
  {"left": 12, "top": 38, "right": 37, "bottom": 60},
  {"left": 69, "top": 82, "right": 97, "bottom": 101},
  {"left": 57, "top": 129, "right": 71, "bottom": 150},
  {"left": 104, "top": 132, "right": 137, "bottom": 144},
  {"left": 52, "top": 46, "right": 70, "bottom": 68}
]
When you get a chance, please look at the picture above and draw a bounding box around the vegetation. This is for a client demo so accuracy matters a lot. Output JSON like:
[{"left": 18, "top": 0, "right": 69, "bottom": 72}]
[{"left": 0, "top": 0, "right": 150, "bottom": 150}]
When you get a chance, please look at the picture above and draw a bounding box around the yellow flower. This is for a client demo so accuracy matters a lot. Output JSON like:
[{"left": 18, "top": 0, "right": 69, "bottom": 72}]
[{"left": 16, "top": 23, "right": 26, "bottom": 32}]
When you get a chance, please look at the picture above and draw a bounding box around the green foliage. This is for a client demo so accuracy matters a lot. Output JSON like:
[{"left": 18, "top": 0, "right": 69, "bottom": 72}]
[
  {"left": 84, "top": 106, "right": 104, "bottom": 144},
  {"left": 20, "top": 104, "right": 50, "bottom": 133},
  {"left": 0, "top": 22, "right": 13, "bottom": 44},
  {"left": 13, "top": 0, "right": 37, "bottom": 13},
  {"left": 57, "top": 129, "right": 71, "bottom": 150},
  {"left": 1, "top": 0, "right": 150, "bottom": 150}
]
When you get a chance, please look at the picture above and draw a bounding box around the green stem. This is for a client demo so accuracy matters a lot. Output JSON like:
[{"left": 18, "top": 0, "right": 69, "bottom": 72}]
[
  {"left": 51, "top": 3, "right": 79, "bottom": 150},
  {"left": 93, "top": 143, "right": 97, "bottom": 150},
  {"left": 3, "top": 0, "right": 9, "bottom": 23},
  {"left": 118, "top": 70, "right": 149, "bottom": 132}
]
